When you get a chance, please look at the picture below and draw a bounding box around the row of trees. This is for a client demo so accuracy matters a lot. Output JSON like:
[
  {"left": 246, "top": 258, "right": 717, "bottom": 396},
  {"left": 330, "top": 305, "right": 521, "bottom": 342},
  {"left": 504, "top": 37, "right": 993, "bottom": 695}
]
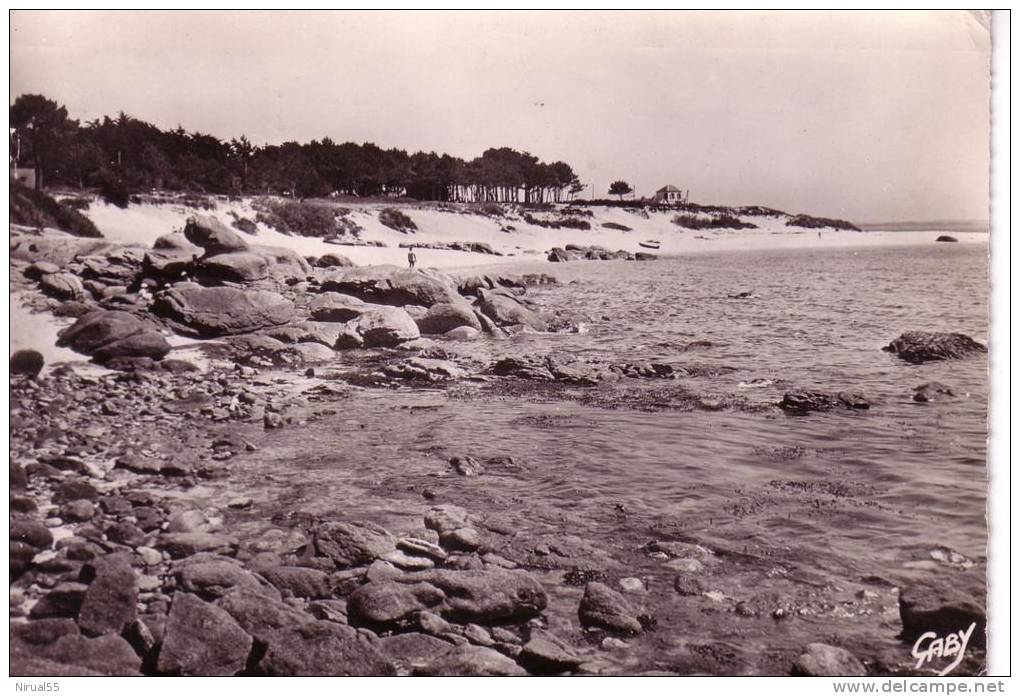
[{"left": 10, "top": 94, "right": 584, "bottom": 203}]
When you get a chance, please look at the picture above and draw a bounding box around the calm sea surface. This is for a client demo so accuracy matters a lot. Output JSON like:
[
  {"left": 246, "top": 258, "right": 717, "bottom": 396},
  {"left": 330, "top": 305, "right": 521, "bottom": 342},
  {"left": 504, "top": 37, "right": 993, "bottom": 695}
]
[{"left": 237, "top": 240, "right": 989, "bottom": 671}]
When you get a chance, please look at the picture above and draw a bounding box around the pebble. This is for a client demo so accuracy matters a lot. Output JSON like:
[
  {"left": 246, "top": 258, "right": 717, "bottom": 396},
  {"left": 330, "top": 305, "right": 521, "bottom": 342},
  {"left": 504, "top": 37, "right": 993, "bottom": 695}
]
[
  {"left": 136, "top": 547, "right": 163, "bottom": 566},
  {"left": 440, "top": 527, "right": 482, "bottom": 551},
  {"left": 601, "top": 637, "right": 629, "bottom": 650},
  {"left": 463, "top": 624, "right": 495, "bottom": 646},
  {"left": 618, "top": 577, "right": 645, "bottom": 594},
  {"left": 666, "top": 558, "right": 704, "bottom": 573}
]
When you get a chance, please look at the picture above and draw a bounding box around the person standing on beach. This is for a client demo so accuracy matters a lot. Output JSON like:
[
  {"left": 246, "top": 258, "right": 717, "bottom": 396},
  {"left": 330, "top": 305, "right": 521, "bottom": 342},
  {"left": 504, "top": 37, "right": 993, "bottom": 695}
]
[{"left": 408, "top": 247, "right": 417, "bottom": 269}]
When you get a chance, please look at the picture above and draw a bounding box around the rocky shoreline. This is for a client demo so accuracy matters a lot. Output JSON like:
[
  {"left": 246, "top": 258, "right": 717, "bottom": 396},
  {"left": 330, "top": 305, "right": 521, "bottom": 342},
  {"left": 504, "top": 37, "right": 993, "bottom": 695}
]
[{"left": 9, "top": 216, "right": 989, "bottom": 676}]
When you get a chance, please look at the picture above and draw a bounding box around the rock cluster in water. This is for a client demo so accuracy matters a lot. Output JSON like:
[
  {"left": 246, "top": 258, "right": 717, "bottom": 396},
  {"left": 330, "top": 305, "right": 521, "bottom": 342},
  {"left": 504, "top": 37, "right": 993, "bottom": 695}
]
[
  {"left": 883, "top": 331, "right": 987, "bottom": 364},
  {"left": 547, "top": 245, "right": 657, "bottom": 262}
]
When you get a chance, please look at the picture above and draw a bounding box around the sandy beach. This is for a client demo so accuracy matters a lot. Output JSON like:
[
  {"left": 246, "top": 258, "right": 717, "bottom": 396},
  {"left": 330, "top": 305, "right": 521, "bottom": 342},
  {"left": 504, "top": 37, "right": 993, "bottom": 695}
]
[{"left": 79, "top": 196, "right": 988, "bottom": 272}]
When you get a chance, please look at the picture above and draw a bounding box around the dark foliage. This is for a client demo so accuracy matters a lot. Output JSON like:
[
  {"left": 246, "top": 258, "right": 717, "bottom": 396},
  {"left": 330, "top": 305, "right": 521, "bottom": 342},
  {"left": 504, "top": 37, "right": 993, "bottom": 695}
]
[
  {"left": 522, "top": 213, "right": 591, "bottom": 230},
  {"left": 601, "top": 222, "right": 632, "bottom": 231},
  {"left": 786, "top": 214, "right": 860, "bottom": 231},
  {"left": 9, "top": 180, "right": 103, "bottom": 237},
  {"left": 608, "top": 180, "right": 633, "bottom": 200},
  {"left": 96, "top": 171, "right": 131, "bottom": 208},
  {"left": 254, "top": 199, "right": 340, "bottom": 237},
  {"left": 672, "top": 213, "right": 756, "bottom": 230},
  {"left": 11, "top": 93, "right": 583, "bottom": 204},
  {"left": 379, "top": 208, "right": 418, "bottom": 233},
  {"left": 228, "top": 212, "right": 258, "bottom": 235}
]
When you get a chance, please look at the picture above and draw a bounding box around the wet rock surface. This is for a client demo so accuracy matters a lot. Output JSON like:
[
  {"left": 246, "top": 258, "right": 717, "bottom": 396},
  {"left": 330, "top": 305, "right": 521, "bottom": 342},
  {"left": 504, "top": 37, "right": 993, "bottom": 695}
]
[{"left": 883, "top": 331, "right": 987, "bottom": 364}]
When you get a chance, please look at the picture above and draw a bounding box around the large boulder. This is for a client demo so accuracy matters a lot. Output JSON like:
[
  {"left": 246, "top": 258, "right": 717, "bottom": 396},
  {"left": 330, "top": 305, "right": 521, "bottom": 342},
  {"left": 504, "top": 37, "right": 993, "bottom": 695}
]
[
  {"left": 196, "top": 245, "right": 310, "bottom": 284},
  {"left": 337, "top": 306, "right": 420, "bottom": 348},
  {"left": 418, "top": 569, "right": 547, "bottom": 623},
  {"left": 259, "top": 621, "right": 396, "bottom": 676},
  {"left": 156, "top": 592, "right": 253, "bottom": 676},
  {"left": 475, "top": 288, "right": 548, "bottom": 331},
  {"left": 309, "top": 292, "right": 371, "bottom": 322},
  {"left": 177, "top": 560, "right": 276, "bottom": 600},
  {"left": 78, "top": 248, "right": 144, "bottom": 285},
  {"left": 346, "top": 581, "right": 445, "bottom": 628},
  {"left": 10, "top": 235, "right": 113, "bottom": 267},
  {"left": 898, "top": 584, "right": 986, "bottom": 647},
  {"left": 10, "top": 349, "right": 45, "bottom": 377},
  {"left": 39, "top": 271, "right": 86, "bottom": 300},
  {"left": 319, "top": 266, "right": 463, "bottom": 308},
  {"left": 578, "top": 581, "right": 643, "bottom": 635},
  {"left": 143, "top": 249, "right": 199, "bottom": 280},
  {"left": 154, "top": 231, "right": 202, "bottom": 252},
  {"left": 348, "top": 569, "right": 547, "bottom": 627},
  {"left": 883, "top": 332, "right": 987, "bottom": 364},
  {"left": 183, "top": 215, "right": 249, "bottom": 255},
  {"left": 413, "top": 644, "right": 527, "bottom": 676},
  {"left": 263, "top": 321, "right": 346, "bottom": 349},
  {"left": 313, "top": 521, "right": 397, "bottom": 568},
  {"left": 12, "top": 633, "right": 142, "bottom": 676},
  {"left": 56, "top": 310, "right": 171, "bottom": 362},
  {"left": 216, "top": 587, "right": 313, "bottom": 641},
  {"left": 791, "top": 643, "right": 867, "bottom": 676},
  {"left": 153, "top": 283, "right": 294, "bottom": 337},
  {"left": 547, "top": 247, "right": 571, "bottom": 262},
  {"left": 416, "top": 302, "right": 483, "bottom": 335},
  {"left": 77, "top": 554, "right": 138, "bottom": 637},
  {"left": 313, "top": 253, "right": 355, "bottom": 268}
]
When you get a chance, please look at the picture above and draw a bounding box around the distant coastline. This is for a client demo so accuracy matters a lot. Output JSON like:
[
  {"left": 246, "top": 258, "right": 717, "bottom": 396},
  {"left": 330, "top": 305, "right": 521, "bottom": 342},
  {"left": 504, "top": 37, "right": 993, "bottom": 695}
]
[{"left": 858, "top": 219, "right": 990, "bottom": 233}]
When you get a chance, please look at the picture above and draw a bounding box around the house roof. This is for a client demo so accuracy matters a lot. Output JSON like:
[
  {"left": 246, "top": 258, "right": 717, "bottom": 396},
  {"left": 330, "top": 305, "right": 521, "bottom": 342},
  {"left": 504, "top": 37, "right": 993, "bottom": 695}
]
[{"left": 656, "top": 185, "right": 681, "bottom": 193}]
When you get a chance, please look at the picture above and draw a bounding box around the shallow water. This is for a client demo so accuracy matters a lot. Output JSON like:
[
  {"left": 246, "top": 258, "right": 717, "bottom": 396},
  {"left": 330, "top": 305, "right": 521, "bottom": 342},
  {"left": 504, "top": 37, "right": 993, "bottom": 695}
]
[{"left": 228, "top": 240, "right": 988, "bottom": 673}]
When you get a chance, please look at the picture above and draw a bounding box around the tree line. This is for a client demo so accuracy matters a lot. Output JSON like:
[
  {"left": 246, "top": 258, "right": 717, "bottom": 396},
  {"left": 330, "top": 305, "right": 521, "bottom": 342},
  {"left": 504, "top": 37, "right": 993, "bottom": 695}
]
[{"left": 10, "top": 94, "right": 584, "bottom": 203}]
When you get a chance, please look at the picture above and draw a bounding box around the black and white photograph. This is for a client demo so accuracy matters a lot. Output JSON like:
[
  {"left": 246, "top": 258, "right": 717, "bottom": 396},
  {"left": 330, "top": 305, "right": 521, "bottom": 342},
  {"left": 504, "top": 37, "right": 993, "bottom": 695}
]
[{"left": 7, "top": 9, "right": 1007, "bottom": 684}]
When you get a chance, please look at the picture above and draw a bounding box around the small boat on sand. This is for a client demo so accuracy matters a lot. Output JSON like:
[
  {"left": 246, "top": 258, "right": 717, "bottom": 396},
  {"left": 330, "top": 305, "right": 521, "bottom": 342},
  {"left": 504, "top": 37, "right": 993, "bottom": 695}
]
[{"left": 639, "top": 240, "right": 660, "bottom": 250}]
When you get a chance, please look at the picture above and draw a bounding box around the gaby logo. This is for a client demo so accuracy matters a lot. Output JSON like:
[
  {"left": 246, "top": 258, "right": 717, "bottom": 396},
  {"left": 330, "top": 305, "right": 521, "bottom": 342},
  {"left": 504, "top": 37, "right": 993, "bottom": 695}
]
[{"left": 911, "top": 622, "right": 977, "bottom": 675}]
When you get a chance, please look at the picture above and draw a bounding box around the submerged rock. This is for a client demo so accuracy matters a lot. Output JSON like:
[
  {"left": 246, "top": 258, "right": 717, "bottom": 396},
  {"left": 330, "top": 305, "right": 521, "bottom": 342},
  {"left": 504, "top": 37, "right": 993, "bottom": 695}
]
[
  {"left": 476, "top": 288, "right": 548, "bottom": 331},
  {"left": 779, "top": 390, "right": 870, "bottom": 413},
  {"left": 913, "top": 382, "right": 956, "bottom": 403},
  {"left": 883, "top": 331, "right": 987, "bottom": 364}
]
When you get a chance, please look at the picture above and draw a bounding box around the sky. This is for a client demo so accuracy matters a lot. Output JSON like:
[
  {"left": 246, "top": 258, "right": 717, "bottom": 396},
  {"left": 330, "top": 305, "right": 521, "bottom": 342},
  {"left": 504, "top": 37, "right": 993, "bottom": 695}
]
[{"left": 9, "top": 10, "right": 992, "bottom": 222}]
